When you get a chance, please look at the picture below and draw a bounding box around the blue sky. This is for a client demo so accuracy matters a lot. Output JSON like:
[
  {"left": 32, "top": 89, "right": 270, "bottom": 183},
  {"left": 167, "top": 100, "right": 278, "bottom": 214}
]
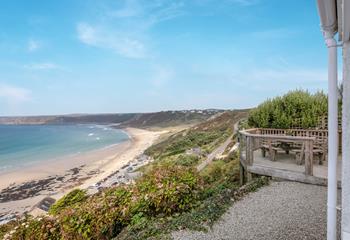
[{"left": 0, "top": 0, "right": 332, "bottom": 116}]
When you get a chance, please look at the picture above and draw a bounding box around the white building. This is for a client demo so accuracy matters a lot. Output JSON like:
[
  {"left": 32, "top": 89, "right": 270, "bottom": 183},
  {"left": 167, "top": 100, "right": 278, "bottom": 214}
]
[{"left": 316, "top": 1, "right": 350, "bottom": 239}]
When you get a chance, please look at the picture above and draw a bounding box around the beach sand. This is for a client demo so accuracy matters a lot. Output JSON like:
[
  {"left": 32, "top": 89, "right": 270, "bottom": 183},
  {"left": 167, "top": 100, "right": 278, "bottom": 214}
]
[{"left": 0, "top": 127, "right": 164, "bottom": 221}]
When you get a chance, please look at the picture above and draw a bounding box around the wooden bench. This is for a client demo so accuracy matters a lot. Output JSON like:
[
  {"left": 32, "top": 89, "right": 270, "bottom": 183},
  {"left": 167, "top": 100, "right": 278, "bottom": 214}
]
[
  {"left": 260, "top": 141, "right": 284, "bottom": 161},
  {"left": 291, "top": 143, "right": 326, "bottom": 165}
]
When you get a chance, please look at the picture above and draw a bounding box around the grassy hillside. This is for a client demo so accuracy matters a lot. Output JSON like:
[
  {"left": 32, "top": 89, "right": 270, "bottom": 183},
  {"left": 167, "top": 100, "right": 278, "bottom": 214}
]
[
  {"left": 145, "top": 110, "right": 248, "bottom": 159},
  {"left": 0, "top": 109, "right": 222, "bottom": 127},
  {"left": 0, "top": 109, "right": 268, "bottom": 240},
  {"left": 120, "top": 109, "right": 224, "bottom": 129}
]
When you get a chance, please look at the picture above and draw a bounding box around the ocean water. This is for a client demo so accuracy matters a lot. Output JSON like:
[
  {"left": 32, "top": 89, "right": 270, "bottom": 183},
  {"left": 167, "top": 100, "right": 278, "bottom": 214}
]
[{"left": 0, "top": 124, "right": 129, "bottom": 173}]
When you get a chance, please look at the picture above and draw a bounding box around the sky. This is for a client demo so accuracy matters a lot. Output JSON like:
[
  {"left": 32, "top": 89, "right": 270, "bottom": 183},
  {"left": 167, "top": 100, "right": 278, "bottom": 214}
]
[{"left": 0, "top": 0, "right": 334, "bottom": 116}]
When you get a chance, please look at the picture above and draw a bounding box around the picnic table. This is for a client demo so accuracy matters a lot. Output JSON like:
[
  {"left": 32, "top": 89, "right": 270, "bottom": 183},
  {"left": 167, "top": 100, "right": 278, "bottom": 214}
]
[{"left": 261, "top": 139, "right": 311, "bottom": 165}]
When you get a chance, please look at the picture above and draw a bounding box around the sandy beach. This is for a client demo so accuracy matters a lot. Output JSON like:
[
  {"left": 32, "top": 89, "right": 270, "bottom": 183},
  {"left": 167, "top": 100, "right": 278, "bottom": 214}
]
[{"left": 0, "top": 127, "right": 164, "bottom": 222}]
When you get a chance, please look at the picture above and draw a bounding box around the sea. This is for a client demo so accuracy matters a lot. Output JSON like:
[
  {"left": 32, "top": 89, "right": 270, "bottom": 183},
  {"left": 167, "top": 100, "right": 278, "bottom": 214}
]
[{"left": 0, "top": 124, "right": 130, "bottom": 173}]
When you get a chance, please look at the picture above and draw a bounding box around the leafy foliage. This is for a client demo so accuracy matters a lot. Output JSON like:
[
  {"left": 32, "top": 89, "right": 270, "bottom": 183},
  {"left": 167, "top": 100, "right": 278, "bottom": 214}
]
[
  {"left": 3, "top": 110, "right": 257, "bottom": 240},
  {"left": 5, "top": 165, "right": 202, "bottom": 240},
  {"left": 248, "top": 90, "right": 328, "bottom": 129},
  {"left": 173, "top": 154, "right": 200, "bottom": 167},
  {"left": 49, "top": 189, "right": 87, "bottom": 215},
  {"left": 146, "top": 110, "right": 248, "bottom": 159},
  {"left": 132, "top": 165, "right": 201, "bottom": 216},
  {"left": 9, "top": 216, "right": 61, "bottom": 240}
]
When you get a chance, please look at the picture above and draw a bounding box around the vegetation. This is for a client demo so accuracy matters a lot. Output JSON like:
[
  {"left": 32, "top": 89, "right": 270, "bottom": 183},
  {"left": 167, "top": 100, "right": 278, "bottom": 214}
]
[
  {"left": 120, "top": 110, "right": 224, "bottom": 129},
  {"left": 248, "top": 90, "right": 328, "bottom": 129},
  {"left": 0, "top": 109, "right": 269, "bottom": 240},
  {"left": 146, "top": 110, "right": 247, "bottom": 159},
  {"left": 48, "top": 189, "right": 87, "bottom": 215}
]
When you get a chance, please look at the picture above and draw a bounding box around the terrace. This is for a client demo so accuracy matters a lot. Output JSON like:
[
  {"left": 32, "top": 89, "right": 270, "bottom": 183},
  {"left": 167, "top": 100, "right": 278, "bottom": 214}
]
[{"left": 238, "top": 127, "right": 342, "bottom": 186}]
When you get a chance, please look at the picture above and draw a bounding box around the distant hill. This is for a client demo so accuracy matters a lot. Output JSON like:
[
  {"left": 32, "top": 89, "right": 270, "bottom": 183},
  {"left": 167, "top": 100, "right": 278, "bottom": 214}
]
[
  {"left": 0, "top": 114, "right": 136, "bottom": 125},
  {"left": 0, "top": 109, "right": 227, "bottom": 128},
  {"left": 119, "top": 109, "right": 224, "bottom": 128}
]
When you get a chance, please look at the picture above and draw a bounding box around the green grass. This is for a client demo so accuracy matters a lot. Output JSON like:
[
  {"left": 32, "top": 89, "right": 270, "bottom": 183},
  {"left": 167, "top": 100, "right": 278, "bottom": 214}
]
[
  {"left": 49, "top": 189, "right": 87, "bottom": 215},
  {"left": 145, "top": 111, "right": 245, "bottom": 160}
]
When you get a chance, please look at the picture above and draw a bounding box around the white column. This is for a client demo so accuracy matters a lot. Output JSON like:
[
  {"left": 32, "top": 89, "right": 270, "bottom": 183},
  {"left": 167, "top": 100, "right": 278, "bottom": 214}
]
[
  {"left": 342, "top": 41, "right": 350, "bottom": 240},
  {"left": 326, "top": 32, "right": 338, "bottom": 240}
]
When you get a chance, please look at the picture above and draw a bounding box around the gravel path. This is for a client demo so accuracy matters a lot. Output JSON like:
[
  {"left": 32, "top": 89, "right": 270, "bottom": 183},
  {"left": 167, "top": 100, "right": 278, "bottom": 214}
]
[{"left": 172, "top": 181, "right": 341, "bottom": 240}]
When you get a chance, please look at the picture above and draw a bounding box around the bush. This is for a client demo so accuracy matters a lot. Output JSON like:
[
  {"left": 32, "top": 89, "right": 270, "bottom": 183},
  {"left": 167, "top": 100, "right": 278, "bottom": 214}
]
[
  {"left": 57, "top": 186, "right": 132, "bottom": 239},
  {"left": 201, "top": 160, "right": 225, "bottom": 184},
  {"left": 4, "top": 165, "right": 202, "bottom": 240},
  {"left": 132, "top": 165, "right": 201, "bottom": 216},
  {"left": 248, "top": 90, "right": 328, "bottom": 129},
  {"left": 174, "top": 154, "right": 200, "bottom": 167},
  {"left": 49, "top": 189, "right": 87, "bottom": 215},
  {"left": 10, "top": 216, "right": 61, "bottom": 240}
]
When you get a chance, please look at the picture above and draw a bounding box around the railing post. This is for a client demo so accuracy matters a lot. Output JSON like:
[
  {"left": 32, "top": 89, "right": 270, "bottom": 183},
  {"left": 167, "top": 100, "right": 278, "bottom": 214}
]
[
  {"left": 305, "top": 140, "right": 314, "bottom": 176},
  {"left": 246, "top": 136, "right": 254, "bottom": 166},
  {"left": 238, "top": 132, "right": 245, "bottom": 186},
  {"left": 239, "top": 161, "right": 245, "bottom": 186},
  {"left": 246, "top": 136, "right": 253, "bottom": 181}
]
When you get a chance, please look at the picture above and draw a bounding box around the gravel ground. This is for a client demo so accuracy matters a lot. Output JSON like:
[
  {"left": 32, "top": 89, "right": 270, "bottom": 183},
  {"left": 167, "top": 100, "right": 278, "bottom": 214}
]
[{"left": 172, "top": 181, "right": 341, "bottom": 240}]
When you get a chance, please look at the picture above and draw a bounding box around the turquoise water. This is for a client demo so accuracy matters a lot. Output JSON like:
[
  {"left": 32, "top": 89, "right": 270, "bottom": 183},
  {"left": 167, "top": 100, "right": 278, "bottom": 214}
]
[{"left": 0, "top": 124, "right": 129, "bottom": 173}]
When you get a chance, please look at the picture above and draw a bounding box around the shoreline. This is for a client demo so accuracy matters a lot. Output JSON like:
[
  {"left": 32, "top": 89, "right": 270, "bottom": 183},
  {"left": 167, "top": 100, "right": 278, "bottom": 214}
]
[
  {"left": 0, "top": 127, "right": 164, "bottom": 223},
  {"left": 0, "top": 141, "right": 129, "bottom": 189}
]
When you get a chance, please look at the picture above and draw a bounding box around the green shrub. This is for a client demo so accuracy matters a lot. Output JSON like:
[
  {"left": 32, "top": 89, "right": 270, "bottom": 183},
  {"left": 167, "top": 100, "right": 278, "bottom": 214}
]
[
  {"left": 201, "top": 160, "right": 225, "bottom": 184},
  {"left": 174, "top": 154, "right": 200, "bottom": 167},
  {"left": 49, "top": 189, "right": 87, "bottom": 215},
  {"left": 10, "top": 216, "right": 61, "bottom": 240},
  {"left": 248, "top": 90, "right": 328, "bottom": 129},
  {"left": 132, "top": 165, "right": 201, "bottom": 216},
  {"left": 5, "top": 164, "right": 202, "bottom": 240},
  {"left": 58, "top": 187, "right": 132, "bottom": 239}
]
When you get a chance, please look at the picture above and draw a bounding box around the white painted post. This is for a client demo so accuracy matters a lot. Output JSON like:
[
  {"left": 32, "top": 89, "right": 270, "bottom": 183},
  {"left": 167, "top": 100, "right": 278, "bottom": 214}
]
[
  {"left": 325, "top": 31, "right": 339, "bottom": 240},
  {"left": 342, "top": 41, "right": 350, "bottom": 240}
]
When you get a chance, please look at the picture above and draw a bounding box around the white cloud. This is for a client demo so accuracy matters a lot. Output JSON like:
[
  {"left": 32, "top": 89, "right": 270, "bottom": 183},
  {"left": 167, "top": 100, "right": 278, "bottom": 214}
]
[
  {"left": 230, "top": 67, "right": 328, "bottom": 93},
  {"left": 109, "top": 0, "right": 143, "bottom": 18},
  {"left": 249, "top": 28, "right": 298, "bottom": 40},
  {"left": 24, "top": 62, "right": 60, "bottom": 70},
  {"left": 195, "top": 0, "right": 259, "bottom": 7},
  {"left": 151, "top": 66, "right": 174, "bottom": 87},
  {"left": 237, "top": 68, "right": 327, "bottom": 83},
  {"left": 0, "top": 84, "right": 31, "bottom": 104},
  {"left": 76, "top": 0, "right": 185, "bottom": 59},
  {"left": 227, "top": 0, "right": 259, "bottom": 6},
  {"left": 28, "top": 39, "right": 40, "bottom": 52},
  {"left": 109, "top": 0, "right": 184, "bottom": 22},
  {"left": 77, "top": 22, "right": 146, "bottom": 59}
]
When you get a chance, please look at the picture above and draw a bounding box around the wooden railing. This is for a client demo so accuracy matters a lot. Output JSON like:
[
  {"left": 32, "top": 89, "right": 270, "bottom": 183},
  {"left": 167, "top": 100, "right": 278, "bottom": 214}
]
[{"left": 239, "top": 128, "right": 317, "bottom": 176}]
